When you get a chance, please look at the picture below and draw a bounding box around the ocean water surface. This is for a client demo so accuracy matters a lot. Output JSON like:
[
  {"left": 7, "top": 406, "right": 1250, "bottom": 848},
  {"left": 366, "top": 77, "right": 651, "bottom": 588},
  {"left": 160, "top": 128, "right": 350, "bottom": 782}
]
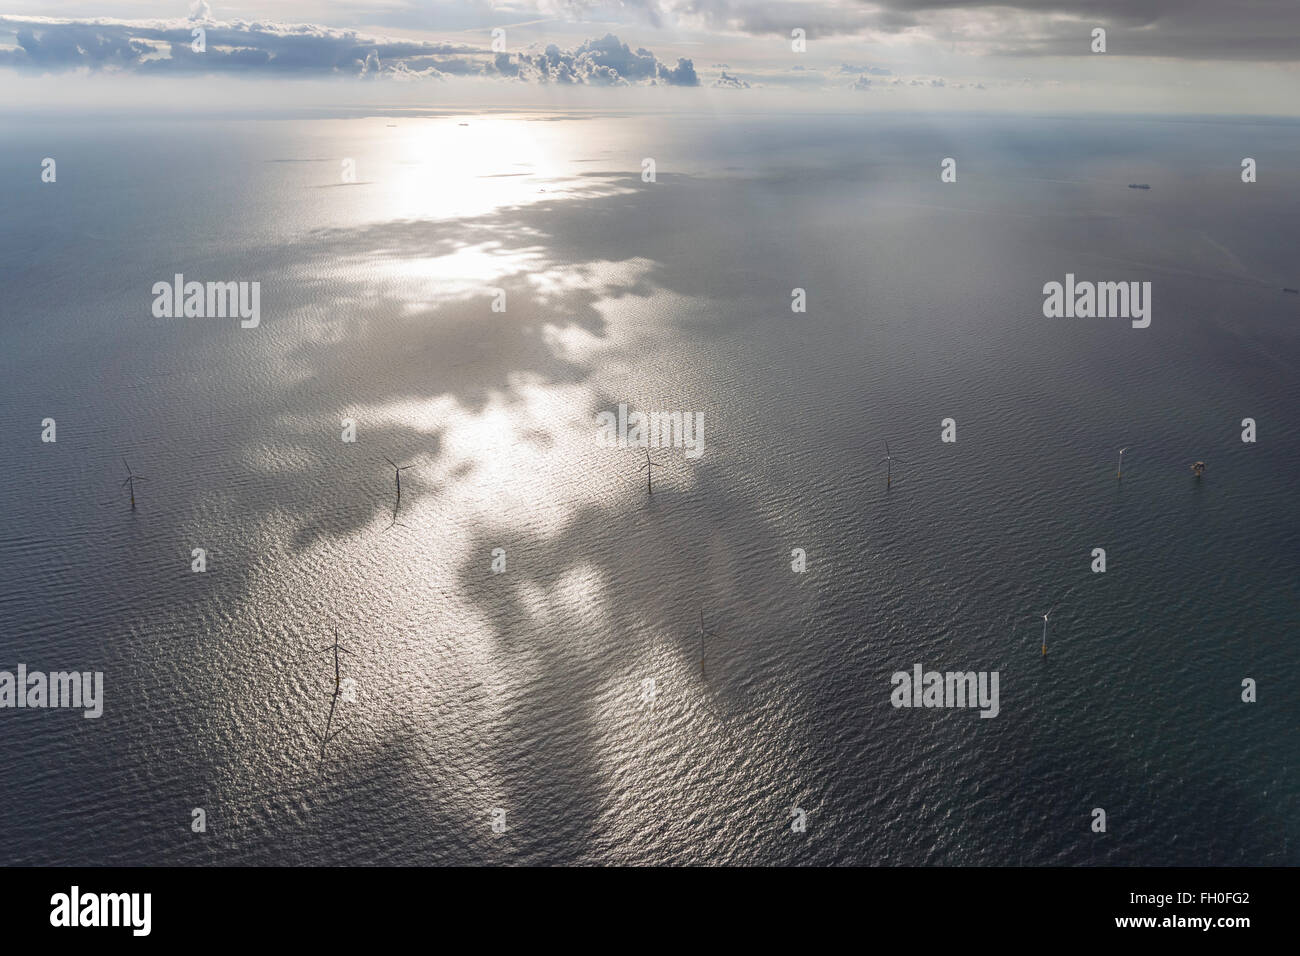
[{"left": 0, "top": 109, "right": 1296, "bottom": 864}]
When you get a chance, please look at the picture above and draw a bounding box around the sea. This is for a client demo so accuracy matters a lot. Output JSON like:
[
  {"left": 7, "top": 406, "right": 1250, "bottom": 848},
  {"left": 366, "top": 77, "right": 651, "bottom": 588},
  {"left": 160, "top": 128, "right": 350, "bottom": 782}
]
[{"left": 0, "top": 108, "right": 1296, "bottom": 865}]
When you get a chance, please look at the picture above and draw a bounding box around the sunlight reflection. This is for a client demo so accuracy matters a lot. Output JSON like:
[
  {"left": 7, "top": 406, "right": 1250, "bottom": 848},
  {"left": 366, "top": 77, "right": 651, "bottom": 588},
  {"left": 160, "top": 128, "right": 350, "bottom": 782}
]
[
  {"left": 384, "top": 242, "right": 549, "bottom": 302},
  {"left": 363, "top": 114, "right": 638, "bottom": 222}
]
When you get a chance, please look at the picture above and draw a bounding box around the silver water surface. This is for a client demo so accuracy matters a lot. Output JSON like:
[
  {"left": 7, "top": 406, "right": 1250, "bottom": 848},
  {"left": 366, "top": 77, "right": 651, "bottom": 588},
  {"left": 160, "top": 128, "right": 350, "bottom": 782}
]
[{"left": 1, "top": 112, "right": 1296, "bottom": 864}]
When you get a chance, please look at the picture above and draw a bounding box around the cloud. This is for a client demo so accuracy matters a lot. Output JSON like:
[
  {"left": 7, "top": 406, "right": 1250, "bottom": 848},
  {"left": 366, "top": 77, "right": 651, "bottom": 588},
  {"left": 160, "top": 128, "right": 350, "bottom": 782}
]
[
  {"left": 713, "top": 70, "right": 750, "bottom": 88},
  {"left": 0, "top": 15, "right": 479, "bottom": 75},
  {"left": 951, "top": 0, "right": 1300, "bottom": 61},
  {"left": 506, "top": 34, "right": 697, "bottom": 85},
  {"left": 657, "top": 57, "right": 699, "bottom": 86},
  {"left": 839, "top": 63, "right": 891, "bottom": 76},
  {"left": 617, "top": 0, "right": 890, "bottom": 38},
  {"left": 574, "top": 0, "right": 1300, "bottom": 61},
  {"left": 575, "top": 33, "right": 658, "bottom": 80},
  {"left": 0, "top": 16, "right": 703, "bottom": 85}
]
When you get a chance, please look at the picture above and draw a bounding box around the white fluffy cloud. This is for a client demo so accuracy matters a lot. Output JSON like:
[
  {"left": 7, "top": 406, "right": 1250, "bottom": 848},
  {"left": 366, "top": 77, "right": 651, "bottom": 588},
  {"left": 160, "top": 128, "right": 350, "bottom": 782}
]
[
  {"left": 0, "top": 15, "right": 699, "bottom": 84},
  {"left": 508, "top": 33, "right": 698, "bottom": 85}
]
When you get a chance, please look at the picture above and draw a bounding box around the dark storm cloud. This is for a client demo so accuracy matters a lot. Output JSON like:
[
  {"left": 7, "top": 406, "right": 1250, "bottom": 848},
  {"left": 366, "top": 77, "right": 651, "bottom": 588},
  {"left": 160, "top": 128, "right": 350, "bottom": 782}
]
[
  {"left": 944, "top": 0, "right": 1300, "bottom": 61},
  {"left": 660, "top": 0, "right": 1300, "bottom": 60}
]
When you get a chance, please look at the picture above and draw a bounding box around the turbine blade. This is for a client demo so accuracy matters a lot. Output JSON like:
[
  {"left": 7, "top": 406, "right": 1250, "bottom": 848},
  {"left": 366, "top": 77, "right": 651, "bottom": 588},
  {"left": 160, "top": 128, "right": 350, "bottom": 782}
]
[{"left": 382, "top": 456, "right": 397, "bottom": 469}]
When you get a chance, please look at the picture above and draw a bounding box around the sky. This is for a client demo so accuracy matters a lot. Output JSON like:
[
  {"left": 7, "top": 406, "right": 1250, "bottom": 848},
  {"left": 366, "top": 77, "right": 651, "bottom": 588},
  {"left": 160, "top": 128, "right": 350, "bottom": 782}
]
[{"left": 1, "top": 1, "right": 1299, "bottom": 115}]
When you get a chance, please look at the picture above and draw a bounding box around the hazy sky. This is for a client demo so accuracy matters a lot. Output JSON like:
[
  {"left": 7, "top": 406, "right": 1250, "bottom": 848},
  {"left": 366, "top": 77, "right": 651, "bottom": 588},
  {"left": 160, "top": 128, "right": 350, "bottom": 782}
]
[{"left": 2, "top": 1, "right": 1299, "bottom": 114}]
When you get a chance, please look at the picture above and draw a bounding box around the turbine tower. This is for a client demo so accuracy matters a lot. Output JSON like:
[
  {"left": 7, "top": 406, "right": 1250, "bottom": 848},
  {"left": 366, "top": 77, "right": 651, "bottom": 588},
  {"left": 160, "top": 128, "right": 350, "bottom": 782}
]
[
  {"left": 880, "top": 441, "right": 906, "bottom": 489},
  {"left": 697, "top": 611, "right": 717, "bottom": 680},
  {"left": 313, "top": 628, "right": 354, "bottom": 759},
  {"left": 640, "top": 448, "right": 663, "bottom": 496},
  {"left": 119, "top": 458, "right": 148, "bottom": 510},
  {"left": 383, "top": 455, "right": 415, "bottom": 503}
]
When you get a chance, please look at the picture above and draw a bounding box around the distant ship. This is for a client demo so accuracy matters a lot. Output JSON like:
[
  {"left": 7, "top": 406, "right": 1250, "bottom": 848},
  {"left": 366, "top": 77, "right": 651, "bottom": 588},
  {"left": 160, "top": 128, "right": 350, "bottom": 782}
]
[
  {"left": 1128, "top": 183, "right": 1151, "bottom": 189},
  {"left": 1284, "top": 287, "right": 1298, "bottom": 294}
]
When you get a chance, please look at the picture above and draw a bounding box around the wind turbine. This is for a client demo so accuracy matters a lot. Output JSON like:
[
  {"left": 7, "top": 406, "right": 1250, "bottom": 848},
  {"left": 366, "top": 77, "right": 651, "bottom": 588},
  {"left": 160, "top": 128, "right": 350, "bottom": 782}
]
[
  {"left": 119, "top": 458, "right": 148, "bottom": 510},
  {"left": 880, "top": 441, "right": 906, "bottom": 489},
  {"left": 697, "top": 611, "right": 717, "bottom": 680},
  {"left": 313, "top": 628, "right": 354, "bottom": 759},
  {"left": 1040, "top": 609, "right": 1053, "bottom": 658},
  {"left": 382, "top": 456, "right": 415, "bottom": 503},
  {"left": 1116, "top": 447, "right": 1129, "bottom": 480},
  {"left": 639, "top": 448, "right": 663, "bottom": 496}
]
